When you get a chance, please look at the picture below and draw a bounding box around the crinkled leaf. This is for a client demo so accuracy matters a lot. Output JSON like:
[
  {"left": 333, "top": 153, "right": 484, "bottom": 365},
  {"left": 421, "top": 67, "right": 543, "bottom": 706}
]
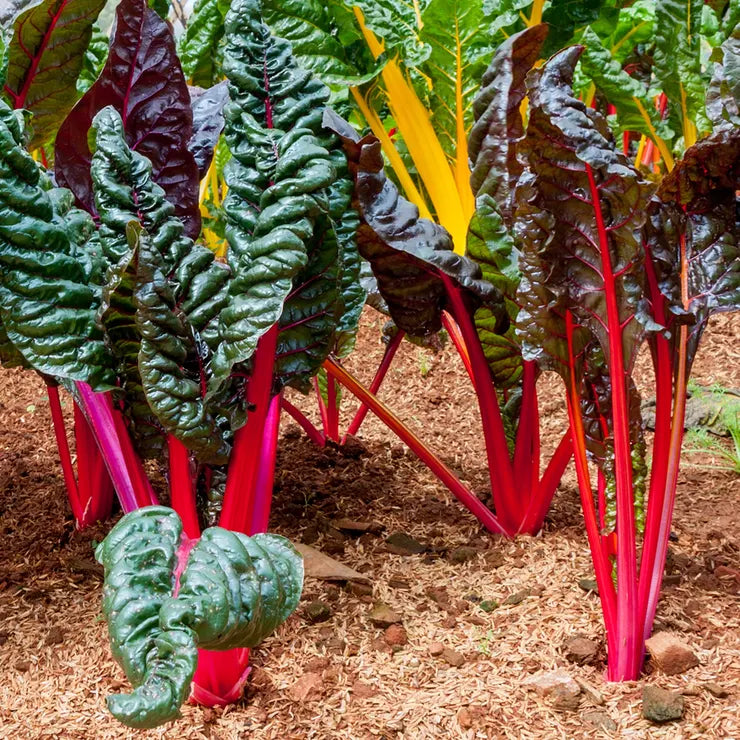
[
  {"left": 0, "top": 100, "right": 113, "bottom": 387},
  {"left": 3, "top": 0, "right": 106, "bottom": 148},
  {"left": 466, "top": 195, "right": 521, "bottom": 387},
  {"left": 542, "top": 0, "right": 618, "bottom": 56},
  {"left": 515, "top": 47, "right": 655, "bottom": 374},
  {"left": 656, "top": 127, "right": 740, "bottom": 370},
  {"left": 707, "top": 25, "right": 740, "bottom": 129},
  {"left": 579, "top": 27, "right": 673, "bottom": 147},
  {"left": 212, "top": 0, "right": 335, "bottom": 387},
  {"left": 326, "top": 109, "right": 507, "bottom": 338},
  {"left": 94, "top": 506, "right": 188, "bottom": 729},
  {"left": 468, "top": 24, "right": 547, "bottom": 223},
  {"left": 178, "top": 0, "right": 229, "bottom": 87},
  {"left": 599, "top": 0, "right": 655, "bottom": 65},
  {"left": 97, "top": 506, "right": 303, "bottom": 729},
  {"left": 189, "top": 81, "right": 229, "bottom": 179},
  {"left": 92, "top": 107, "right": 230, "bottom": 459},
  {"left": 263, "top": 0, "right": 381, "bottom": 85},
  {"left": 483, "top": 0, "right": 531, "bottom": 40},
  {"left": 350, "top": 0, "right": 431, "bottom": 67},
  {"left": 55, "top": 0, "right": 201, "bottom": 239},
  {"left": 77, "top": 22, "right": 108, "bottom": 94},
  {"left": 654, "top": 0, "right": 711, "bottom": 144}
]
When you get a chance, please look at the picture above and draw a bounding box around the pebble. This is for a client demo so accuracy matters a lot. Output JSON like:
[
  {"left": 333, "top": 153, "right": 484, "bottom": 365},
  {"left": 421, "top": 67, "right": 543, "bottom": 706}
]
[{"left": 642, "top": 685, "right": 684, "bottom": 723}]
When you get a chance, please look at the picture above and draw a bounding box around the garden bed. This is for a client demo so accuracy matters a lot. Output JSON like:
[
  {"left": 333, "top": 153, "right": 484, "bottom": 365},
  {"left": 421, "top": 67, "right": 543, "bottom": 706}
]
[{"left": 0, "top": 310, "right": 738, "bottom": 739}]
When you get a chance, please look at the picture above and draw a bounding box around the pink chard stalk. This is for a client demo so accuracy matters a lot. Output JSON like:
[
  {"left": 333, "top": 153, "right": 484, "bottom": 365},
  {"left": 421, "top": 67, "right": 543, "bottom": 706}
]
[{"left": 513, "top": 46, "right": 739, "bottom": 679}]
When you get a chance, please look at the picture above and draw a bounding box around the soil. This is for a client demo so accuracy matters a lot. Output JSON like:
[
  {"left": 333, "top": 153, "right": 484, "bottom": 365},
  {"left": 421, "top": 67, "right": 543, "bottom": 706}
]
[{"left": 0, "top": 310, "right": 738, "bottom": 739}]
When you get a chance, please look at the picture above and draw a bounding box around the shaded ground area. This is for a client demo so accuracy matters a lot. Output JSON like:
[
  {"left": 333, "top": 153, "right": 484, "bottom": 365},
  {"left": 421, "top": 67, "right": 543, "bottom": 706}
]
[{"left": 0, "top": 311, "right": 738, "bottom": 739}]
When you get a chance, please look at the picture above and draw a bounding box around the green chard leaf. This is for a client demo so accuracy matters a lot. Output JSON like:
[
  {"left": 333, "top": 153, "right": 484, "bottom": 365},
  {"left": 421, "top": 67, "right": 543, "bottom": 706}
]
[
  {"left": 466, "top": 25, "right": 546, "bottom": 387},
  {"left": 579, "top": 26, "right": 673, "bottom": 147},
  {"left": 178, "top": 0, "right": 229, "bottom": 87},
  {"left": 325, "top": 109, "right": 508, "bottom": 339},
  {"left": 77, "top": 22, "right": 108, "bottom": 94},
  {"left": 349, "top": 0, "right": 431, "bottom": 67},
  {"left": 213, "top": 0, "right": 336, "bottom": 388},
  {"left": 0, "top": 100, "right": 113, "bottom": 387},
  {"left": 3, "top": 0, "right": 106, "bottom": 148},
  {"left": 263, "top": 0, "right": 381, "bottom": 85},
  {"left": 542, "top": 0, "right": 619, "bottom": 56},
  {"left": 418, "top": 0, "right": 492, "bottom": 165},
  {"left": 96, "top": 506, "right": 303, "bottom": 729},
  {"left": 654, "top": 0, "right": 711, "bottom": 144},
  {"left": 91, "top": 107, "right": 231, "bottom": 461},
  {"left": 707, "top": 25, "right": 740, "bottom": 129}
]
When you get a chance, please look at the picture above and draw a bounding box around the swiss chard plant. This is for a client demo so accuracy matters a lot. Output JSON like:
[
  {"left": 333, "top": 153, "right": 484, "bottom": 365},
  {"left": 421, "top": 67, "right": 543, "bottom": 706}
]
[
  {"left": 514, "top": 38, "right": 738, "bottom": 679},
  {"left": 0, "top": 0, "right": 340, "bottom": 720}
]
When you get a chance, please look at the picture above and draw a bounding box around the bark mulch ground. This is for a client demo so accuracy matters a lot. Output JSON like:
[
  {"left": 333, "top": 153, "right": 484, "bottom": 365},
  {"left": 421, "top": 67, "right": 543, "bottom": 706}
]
[{"left": 0, "top": 310, "right": 737, "bottom": 739}]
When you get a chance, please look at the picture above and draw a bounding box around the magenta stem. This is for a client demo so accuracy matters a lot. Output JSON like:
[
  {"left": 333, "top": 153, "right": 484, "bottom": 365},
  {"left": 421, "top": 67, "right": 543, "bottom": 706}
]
[
  {"left": 281, "top": 397, "right": 325, "bottom": 446},
  {"left": 345, "top": 329, "right": 405, "bottom": 439}
]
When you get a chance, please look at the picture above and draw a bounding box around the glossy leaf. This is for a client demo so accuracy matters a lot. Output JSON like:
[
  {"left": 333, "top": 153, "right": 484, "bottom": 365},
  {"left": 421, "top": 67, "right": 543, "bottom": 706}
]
[
  {"left": 599, "top": 0, "right": 655, "bottom": 65},
  {"left": 350, "top": 0, "right": 431, "bottom": 67},
  {"left": 77, "top": 22, "right": 108, "bottom": 94},
  {"left": 263, "top": 0, "right": 381, "bottom": 85},
  {"left": 178, "top": 0, "right": 228, "bottom": 88},
  {"left": 55, "top": 0, "right": 201, "bottom": 239},
  {"left": 468, "top": 24, "right": 547, "bottom": 223},
  {"left": 189, "top": 81, "right": 229, "bottom": 179},
  {"left": 579, "top": 27, "right": 673, "bottom": 147},
  {"left": 95, "top": 506, "right": 189, "bottom": 729},
  {"left": 654, "top": 0, "right": 710, "bottom": 145},
  {"left": 542, "top": 0, "right": 616, "bottom": 56},
  {"left": 707, "top": 25, "right": 740, "bottom": 129},
  {"left": 91, "top": 107, "right": 230, "bottom": 460},
  {"left": 96, "top": 506, "right": 303, "bottom": 728},
  {"left": 656, "top": 127, "right": 740, "bottom": 369},
  {"left": 485, "top": 0, "right": 533, "bottom": 40},
  {"left": 515, "top": 46, "right": 655, "bottom": 374},
  {"left": 326, "top": 109, "right": 507, "bottom": 339},
  {"left": 0, "top": 100, "right": 113, "bottom": 387},
  {"left": 3, "top": 0, "right": 106, "bottom": 148},
  {"left": 212, "top": 0, "right": 335, "bottom": 387}
]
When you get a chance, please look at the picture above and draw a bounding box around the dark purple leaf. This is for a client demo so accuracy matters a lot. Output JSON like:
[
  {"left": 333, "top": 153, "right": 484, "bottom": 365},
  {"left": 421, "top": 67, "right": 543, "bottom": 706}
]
[
  {"left": 324, "top": 109, "right": 507, "bottom": 339},
  {"left": 54, "top": 0, "right": 201, "bottom": 239},
  {"left": 189, "top": 81, "right": 229, "bottom": 179}
]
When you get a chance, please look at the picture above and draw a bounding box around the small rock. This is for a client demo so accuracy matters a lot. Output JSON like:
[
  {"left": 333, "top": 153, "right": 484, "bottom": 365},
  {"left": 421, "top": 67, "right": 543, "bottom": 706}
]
[
  {"left": 348, "top": 582, "right": 373, "bottom": 598},
  {"left": 304, "top": 600, "right": 332, "bottom": 624},
  {"left": 523, "top": 670, "right": 581, "bottom": 702},
  {"left": 0, "top": 631, "right": 9, "bottom": 646},
  {"left": 352, "top": 680, "right": 378, "bottom": 700},
  {"left": 645, "top": 632, "right": 699, "bottom": 675},
  {"left": 576, "top": 678, "right": 604, "bottom": 706},
  {"left": 564, "top": 635, "right": 600, "bottom": 666},
  {"left": 457, "top": 707, "right": 473, "bottom": 729},
  {"left": 340, "top": 435, "right": 367, "bottom": 458},
  {"left": 642, "top": 685, "right": 684, "bottom": 723},
  {"left": 583, "top": 710, "right": 617, "bottom": 732},
  {"left": 440, "top": 616, "right": 457, "bottom": 629},
  {"left": 385, "top": 532, "right": 427, "bottom": 555},
  {"left": 484, "top": 551, "right": 506, "bottom": 568},
  {"left": 441, "top": 647, "right": 465, "bottom": 667},
  {"left": 551, "top": 684, "right": 581, "bottom": 711},
  {"left": 368, "top": 602, "right": 402, "bottom": 628},
  {"left": 425, "top": 586, "right": 450, "bottom": 605},
  {"left": 45, "top": 626, "right": 64, "bottom": 646},
  {"left": 384, "top": 624, "right": 408, "bottom": 646},
  {"left": 504, "top": 589, "right": 530, "bottom": 606},
  {"left": 14, "top": 660, "right": 30, "bottom": 672},
  {"left": 530, "top": 584, "right": 546, "bottom": 597},
  {"left": 466, "top": 613, "right": 487, "bottom": 626},
  {"left": 429, "top": 641, "right": 445, "bottom": 656},
  {"left": 464, "top": 593, "right": 482, "bottom": 603},
  {"left": 479, "top": 600, "right": 499, "bottom": 613},
  {"left": 388, "top": 577, "right": 410, "bottom": 590},
  {"left": 511, "top": 558, "right": 525, "bottom": 569},
  {"left": 681, "top": 685, "right": 701, "bottom": 696},
  {"left": 448, "top": 546, "right": 479, "bottom": 564},
  {"left": 289, "top": 672, "right": 324, "bottom": 702},
  {"left": 332, "top": 518, "right": 384, "bottom": 535},
  {"left": 663, "top": 574, "right": 682, "bottom": 587},
  {"left": 578, "top": 578, "right": 599, "bottom": 593},
  {"left": 704, "top": 682, "right": 728, "bottom": 698}
]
